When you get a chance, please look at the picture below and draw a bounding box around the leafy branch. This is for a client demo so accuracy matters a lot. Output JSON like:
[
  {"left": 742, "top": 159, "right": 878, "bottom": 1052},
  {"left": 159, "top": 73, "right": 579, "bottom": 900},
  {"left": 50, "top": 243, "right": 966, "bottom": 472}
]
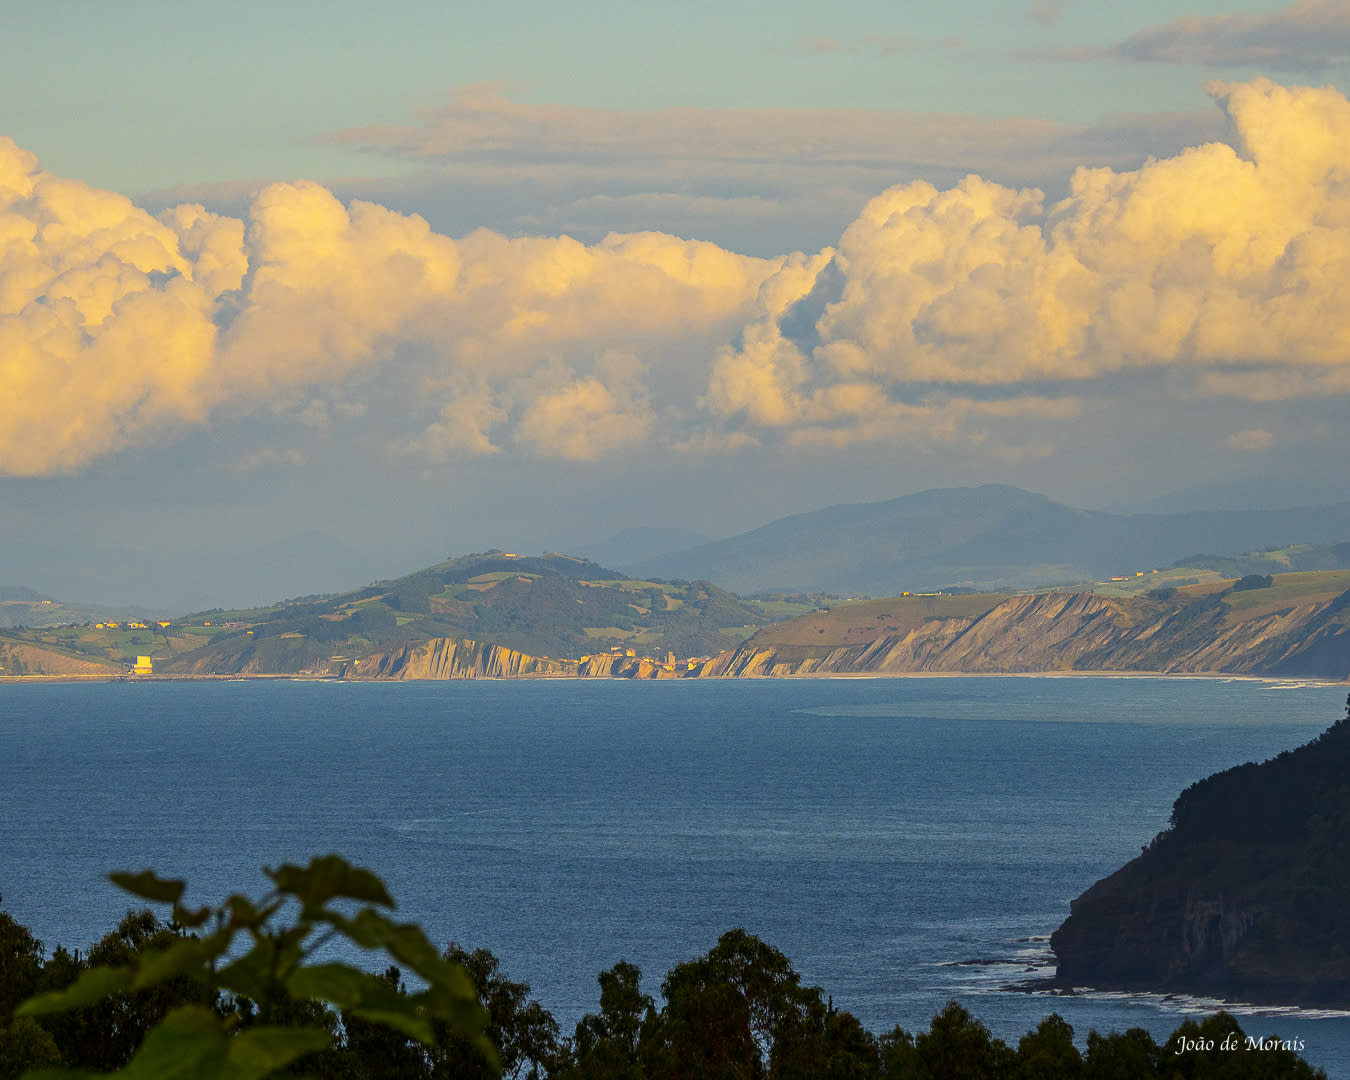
[{"left": 16, "top": 855, "right": 496, "bottom": 1079}]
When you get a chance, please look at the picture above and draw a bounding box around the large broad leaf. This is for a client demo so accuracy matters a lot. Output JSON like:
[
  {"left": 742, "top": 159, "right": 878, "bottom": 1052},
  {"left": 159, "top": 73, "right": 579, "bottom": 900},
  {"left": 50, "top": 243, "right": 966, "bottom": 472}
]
[
  {"left": 109, "top": 871, "right": 186, "bottom": 906},
  {"left": 17, "top": 965, "right": 131, "bottom": 1016},
  {"left": 318, "top": 908, "right": 385, "bottom": 949},
  {"left": 129, "top": 935, "right": 229, "bottom": 991},
  {"left": 363, "top": 918, "right": 456, "bottom": 986},
  {"left": 171, "top": 904, "right": 212, "bottom": 930},
  {"left": 320, "top": 911, "right": 473, "bottom": 991},
  {"left": 216, "top": 933, "right": 304, "bottom": 1004},
  {"left": 107, "top": 1005, "right": 228, "bottom": 1079},
  {"left": 265, "top": 855, "right": 394, "bottom": 912},
  {"left": 287, "top": 964, "right": 435, "bottom": 1044},
  {"left": 221, "top": 1026, "right": 331, "bottom": 1080},
  {"left": 223, "top": 893, "right": 278, "bottom": 930},
  {"left": 216, "top": 947, "right": 279, "bottom": 1005}
]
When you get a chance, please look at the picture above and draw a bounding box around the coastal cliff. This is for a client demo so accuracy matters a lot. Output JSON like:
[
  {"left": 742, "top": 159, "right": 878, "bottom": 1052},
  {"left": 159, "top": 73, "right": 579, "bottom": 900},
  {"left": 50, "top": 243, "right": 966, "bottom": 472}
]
[
  {"left": 1050, "top": 705, "right": 1350, "bottom": 1005},
  {"left": 0, "top": 639, "right": 122, "bottom": 677},
  {"left": 697, "top": 587, "right": 1350, "bottom": 678},
  {"left": 349, "top": 638, "right": 686, "bottom": 680},
  {"left": 351, "top": 638, "right": 572, "bottom": 679}
]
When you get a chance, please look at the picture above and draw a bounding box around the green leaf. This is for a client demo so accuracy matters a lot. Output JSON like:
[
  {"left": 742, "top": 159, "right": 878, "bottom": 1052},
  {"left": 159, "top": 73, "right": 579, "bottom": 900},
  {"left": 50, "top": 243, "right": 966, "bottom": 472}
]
[
  {"left": 216, "top": 948, "right": 275, "bottom": 1004},
  {"left": 129, "top": 936, "right": 225, "bottom": 991},
  {"left": 172, "top": 904, "right": 212, "bottom": 930},
  {"left": 287, "top": 964, "right": 435, "bottom": 1044},
  {"left": 318, "top": 909, "right": 471, "bottom": 989},
  {"left": 17, "top": 965, "right": 131, "bottom": 1016},
  {"left": 113, "top": 1005, "right": 228, "bottom": 1079},
  {"left": 222, "top": 1026, "right": 330, "bottom": 1080},
  {"left": 109, "top": 870, "right": 186, "bottom": 906},
  {"left": 285, "top": 963, "right": 386, "bottom": 1008},
  {"left": 223, "top": 894, "right": 272, "bottom": 929},
  {"left": 318, "top": 908, "right": 384, "bottom": 949},
  {"left": 346, "top": 1004, "right": 434, "bottom": 1046},
  {"left": 266, "top": 855, "right": 395, "bottom": 912},
  {"left": 366, "top": 920, "right": 448, "bottom": 983}
]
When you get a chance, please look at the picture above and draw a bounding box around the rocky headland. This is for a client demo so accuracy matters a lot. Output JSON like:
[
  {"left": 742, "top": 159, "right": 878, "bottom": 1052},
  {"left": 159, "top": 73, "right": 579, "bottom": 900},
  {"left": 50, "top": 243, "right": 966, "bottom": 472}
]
[{"left": 1050, "top": 702, "right": 1350, "bottom": 1006}]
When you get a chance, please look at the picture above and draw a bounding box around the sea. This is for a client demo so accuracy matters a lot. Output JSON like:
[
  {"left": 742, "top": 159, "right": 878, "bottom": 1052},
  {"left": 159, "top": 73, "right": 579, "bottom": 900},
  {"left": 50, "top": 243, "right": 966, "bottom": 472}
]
[{"left": 3, "top": 675, "right": 1349, "bottom": 1075}]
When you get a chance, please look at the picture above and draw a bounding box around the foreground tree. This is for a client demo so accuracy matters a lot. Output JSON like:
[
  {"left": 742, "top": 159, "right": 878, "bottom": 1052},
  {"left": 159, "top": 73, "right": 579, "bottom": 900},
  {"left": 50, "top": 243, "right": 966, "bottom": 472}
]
[
  {"left": 560, "top": 960, "right": 654, "bottom": 1080},
  {"left": 0, "top": 886, "right": 1332, "bottom": 1079},
  {"left": 12, "top": 856, "right": 494, "bottom": 1079},
  {"left": 436, "top": 945, "right": 561, "bottom": 1080}
]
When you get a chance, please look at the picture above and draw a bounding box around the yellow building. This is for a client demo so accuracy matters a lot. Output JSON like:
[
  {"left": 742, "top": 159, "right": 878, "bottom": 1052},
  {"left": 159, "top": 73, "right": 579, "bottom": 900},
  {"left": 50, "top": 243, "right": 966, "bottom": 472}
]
[{"left": 132, "top": 656, "right": 153, "bottom": 676}]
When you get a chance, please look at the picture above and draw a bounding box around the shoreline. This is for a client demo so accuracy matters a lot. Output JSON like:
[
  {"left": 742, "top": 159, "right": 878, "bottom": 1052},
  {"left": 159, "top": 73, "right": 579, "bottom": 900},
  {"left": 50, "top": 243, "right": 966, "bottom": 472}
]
[{"left": 4, "top": 670, "right": 1347, "bottom": 687}]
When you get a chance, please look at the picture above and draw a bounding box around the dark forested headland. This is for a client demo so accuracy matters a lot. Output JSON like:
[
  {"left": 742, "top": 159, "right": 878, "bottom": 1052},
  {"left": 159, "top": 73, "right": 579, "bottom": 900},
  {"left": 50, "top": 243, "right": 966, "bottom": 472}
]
[{"left": 1052, "top": 696, "right": 1350, "bottom": 1009}]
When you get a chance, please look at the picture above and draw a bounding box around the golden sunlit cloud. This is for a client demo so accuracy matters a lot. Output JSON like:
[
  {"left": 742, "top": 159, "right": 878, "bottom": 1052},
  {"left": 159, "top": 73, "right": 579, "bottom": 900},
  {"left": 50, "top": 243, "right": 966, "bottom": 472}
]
[
  {"left": 4, "top": 78, "right": 1350, "bottom": 475},
  {"left": 0, "top": 138, "right": 778, "bottom": 474},
  {"left": 706, "top": 78, "right": 1350, "bottom": 445}
]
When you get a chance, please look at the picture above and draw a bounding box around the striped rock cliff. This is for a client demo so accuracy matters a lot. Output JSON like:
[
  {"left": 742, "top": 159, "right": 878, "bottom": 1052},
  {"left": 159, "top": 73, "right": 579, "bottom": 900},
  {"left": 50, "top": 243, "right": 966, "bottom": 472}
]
[
  {"left": 350, "top": 638, "right": 574, "bottom": 680},
  {"left": 350, "top": 639, "right": 688, "bottom": 680},
  {"left": 697, "top": 589, "right": 1350, "bottom": 678}
]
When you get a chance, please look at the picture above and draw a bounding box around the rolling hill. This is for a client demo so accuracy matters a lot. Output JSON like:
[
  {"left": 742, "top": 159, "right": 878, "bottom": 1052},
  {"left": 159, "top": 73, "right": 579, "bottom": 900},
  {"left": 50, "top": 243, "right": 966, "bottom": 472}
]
[
  {"left": 696, "top": 571, "right": 1350, "bottom": 679},
  {"left": 0, "top": 551, "right": 817, "bottom": 677}
]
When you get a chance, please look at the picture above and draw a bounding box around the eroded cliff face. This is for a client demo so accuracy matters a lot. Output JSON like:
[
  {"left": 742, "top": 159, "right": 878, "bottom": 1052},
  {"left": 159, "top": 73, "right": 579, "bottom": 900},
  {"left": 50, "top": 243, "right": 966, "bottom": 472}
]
[
  {"left": 0, "top": 640, "right": 122, "bottom": 677},
  {"left": 348, "top": 640, "right": 688, "bottom": 680},
  {"left": 1051, "top": 863, "right": 1263, "bottom": 992},
  {"left": 351, "top": 639, "right": 574, "bottom": 680},
  {"left": 698, "top": 590, "right": 1350, "bottom": 678}
]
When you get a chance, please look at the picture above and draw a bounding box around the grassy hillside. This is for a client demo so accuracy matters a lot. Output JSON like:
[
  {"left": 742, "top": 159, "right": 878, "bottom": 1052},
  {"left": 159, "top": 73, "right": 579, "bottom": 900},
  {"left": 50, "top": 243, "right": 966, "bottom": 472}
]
[
  {"left": 1, "top": 551, "right": 819, "bottom": 676},
  {"left": 705, "top": 569, "right": 1350, "bottom": 678},
  {"left": 1169, "top": 540, "right": 1350, "bottom": 579},
  {"left": 746, "top": 593, "right": 1011, "bottom": 647}
]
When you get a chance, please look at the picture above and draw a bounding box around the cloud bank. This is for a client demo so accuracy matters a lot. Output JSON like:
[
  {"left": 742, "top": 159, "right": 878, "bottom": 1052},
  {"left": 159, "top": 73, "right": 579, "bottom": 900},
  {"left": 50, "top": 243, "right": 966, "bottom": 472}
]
[
  {"left": 1057, "top": 0, "right": 1350, "bottom": 69},
  {"left": 4, "top": 78, "right": 1350, "bottom": 475},
  {"left": 705, "top": 78, "right": 1350, "bottom": 445}
]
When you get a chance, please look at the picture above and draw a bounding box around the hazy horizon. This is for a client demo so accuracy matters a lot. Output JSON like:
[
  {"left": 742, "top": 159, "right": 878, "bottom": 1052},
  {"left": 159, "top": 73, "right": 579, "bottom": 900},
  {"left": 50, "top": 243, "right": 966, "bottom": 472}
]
[{"left": 5, "top": 2, "right": 1350, "bottom": 608}]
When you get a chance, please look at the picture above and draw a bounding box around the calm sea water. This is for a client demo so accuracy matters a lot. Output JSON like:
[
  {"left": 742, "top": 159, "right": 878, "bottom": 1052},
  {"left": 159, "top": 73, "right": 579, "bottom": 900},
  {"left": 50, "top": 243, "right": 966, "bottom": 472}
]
[{"left": 3, "top": 676, "right": 1349, "bottom": 1074}]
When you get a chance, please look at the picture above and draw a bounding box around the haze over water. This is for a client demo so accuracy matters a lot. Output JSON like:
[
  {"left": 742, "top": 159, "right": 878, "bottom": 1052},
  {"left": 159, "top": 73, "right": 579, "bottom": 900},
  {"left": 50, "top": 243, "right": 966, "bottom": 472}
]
[{"left": 3, "top": 676, "right": 1348, "bottom": 1073}]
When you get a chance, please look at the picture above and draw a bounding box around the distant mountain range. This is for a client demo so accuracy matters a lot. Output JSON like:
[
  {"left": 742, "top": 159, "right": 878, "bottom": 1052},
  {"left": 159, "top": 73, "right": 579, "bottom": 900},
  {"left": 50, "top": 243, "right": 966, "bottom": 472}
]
[{"left": 624, "top": 484, "right": 1350, "bottom": 597}]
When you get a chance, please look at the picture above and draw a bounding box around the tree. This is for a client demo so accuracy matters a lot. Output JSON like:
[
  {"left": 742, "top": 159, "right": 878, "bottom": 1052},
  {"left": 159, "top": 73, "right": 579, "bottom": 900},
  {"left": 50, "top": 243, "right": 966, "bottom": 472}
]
[
  {"left": 1081, "top": 1027, "right": 1158, "bottom": 1079},
  {"left": 566, "top": 960, "right": 654, "bottom": 1080},
  {"left": 339, "top": 967, "right": 433, "bottom": 1080},
  {"left": 645, "top": 929, "right": 826, "bottom": 1080},
  {"left": 1014, "top": 1013, "right": 1080, "bottom": 1079},
  {"left": 912, "top": 1001, "right": 1014, "bottom": 1080},
  {"left": 435, "top": 945, "right": 561, "bottom": 1080},
  {"left": 0, "top": 908, "right": 43, "bottom": 1023},
  {"left": 14, "top": 855, "right": 494, "bottom": 1079}
]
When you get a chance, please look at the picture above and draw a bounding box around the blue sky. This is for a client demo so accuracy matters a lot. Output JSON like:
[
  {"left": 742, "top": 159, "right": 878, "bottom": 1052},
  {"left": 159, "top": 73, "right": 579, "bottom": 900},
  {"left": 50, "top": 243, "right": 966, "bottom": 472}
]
[
  {"left": 4, "top": 0, "right": 1316, "bottom": 193},
  {"left": 3, "top": 0, "right": 1350, "bottom": 608}
]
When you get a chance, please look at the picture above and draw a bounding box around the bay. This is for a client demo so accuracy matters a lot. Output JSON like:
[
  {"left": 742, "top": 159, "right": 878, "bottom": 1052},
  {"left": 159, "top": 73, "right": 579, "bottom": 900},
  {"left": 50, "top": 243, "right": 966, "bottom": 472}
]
[{"left": 2, "top": 675, "right": 1348, "bottom": 1074}]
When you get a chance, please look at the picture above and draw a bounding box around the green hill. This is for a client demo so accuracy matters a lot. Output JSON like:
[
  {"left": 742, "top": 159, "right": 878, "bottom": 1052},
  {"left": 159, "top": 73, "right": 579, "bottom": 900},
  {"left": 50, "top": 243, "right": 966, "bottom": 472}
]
[
  {"left": 698, "top": 571, "right": 1350, "bottom": 678},
  {"left": 1169, "top": 541, "right": 1350, "bottom": 579},
  {"left": 2, "top": 551, "right": 816, "bottom": 676}
]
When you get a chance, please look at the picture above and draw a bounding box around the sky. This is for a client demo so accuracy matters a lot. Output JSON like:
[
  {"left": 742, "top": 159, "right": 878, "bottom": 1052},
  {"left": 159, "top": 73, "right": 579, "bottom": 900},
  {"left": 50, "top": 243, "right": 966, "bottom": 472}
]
[{"left": 5, "top": 0, "right": 1350, "bottom": 609}]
